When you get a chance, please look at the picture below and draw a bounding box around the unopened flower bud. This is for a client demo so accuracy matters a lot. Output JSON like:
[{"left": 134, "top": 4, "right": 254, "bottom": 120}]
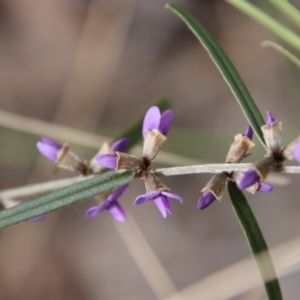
[
  {"left": 198, "top": 191, "right": 216, "bottom": 210},
  {"left": 37, "top": 136, "right": 86, "bottom": 174},
  {"left": 238, "top": 156, "right": 274, "bottom": 192},
  {"left": 201, "top": 173, "right": 227, "bottom": 201},
  {"left": 90, "top": 142, "right": 114, "bottom": 173},
  {"left": 90, "top": 138, "right": 130, "bottom": 174}
]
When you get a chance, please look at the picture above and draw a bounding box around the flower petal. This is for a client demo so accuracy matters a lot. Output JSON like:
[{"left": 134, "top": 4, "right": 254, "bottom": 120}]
[
  {"left": 134, "top": 191, "right": 161, "bottom": 205},
  {"left": 85, "top": 205, "right": 105, "bottom": 218},
  {"left": 96, "top": 154, "right": 117, "bottom": 169},
  {"left": 197, "top": 190, "right": 216, "bottom": 210},
  {"left": 108, "top": 202, "right": 127, "bottom": 222},
  {"left": 107, "top": 184, "right": 129, "bottom": 203},
  {"left": 159, "top": 110, "right": 173, "bottom": 136},
  {"left": 238, "top": 169, "right": 260, "bottom": 190},
  {"left": 243, "top": 125, "right": 253, "bottom": 140},
  {"left": 266, "top": 110, "right": 275, "bottom": 126},
  {"left": 37, "top": 142, "right": 58, "bottom": 162},
  {"left": 154, "top": 196, "right": 170, "bottom": 218},
  {"left": 110, "top": 138, "right": 130, "bottom": 152},
  {"left": 41, "top": 136, "right": 62, "bottom": 150},
  {"left": 161, "top": 191, "right": 183, "bottom": 203},
  {"left": 294, "top": 138, "right": 300, "bottom": 164},
  {"left": 142, "top": 106, "right": 161, "bottom": 139},
  {"left": 162, "top": 196, "right": 172, "bottom": 215},
  {"left": 257, "top": 182, "right": 273, "bottom": 192}
]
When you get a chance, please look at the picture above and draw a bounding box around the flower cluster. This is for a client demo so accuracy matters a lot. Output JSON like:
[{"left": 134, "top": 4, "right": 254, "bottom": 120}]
[
  {"left": 198, "top": 125, "right": 256, "bottom": 210},
  {"left": 97, "top": 106, "right": 182, "bottom": 218},
  {"left": 238, "top": 111, "right": 300, "bottom": 191},
  {"left": 34, "top": 108, "right": 300, "bottom": 221},
  {"left": 36, "top": 136, "right": 130, "bottom": 222}
]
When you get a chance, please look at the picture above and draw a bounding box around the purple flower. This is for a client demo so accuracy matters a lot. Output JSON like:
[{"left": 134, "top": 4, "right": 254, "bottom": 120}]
[
  {"left": 142, "top": 106, "right": 173, "bottom": 138},
  {"left": 243, "top": 125, "right": 253, "bottom": 140},
  {"left": 238, "top": 169, "right": 273, "bottom": 192},
  {"left": 134, "top": 191, "right": 182, "bottom": 218},
  {"left": 257, "top": 182, "right": 273, "bottom": 192},
  {"left": 85, "top": 184, "right": 129, "bottom": 222},
  {"left": 266, "top": 110, "right": 275, "bottom": 126},
  {"left": 110, "top": 138, "right": 130, "bottom": 152},
  {"left": 96, "top": 154, "right": 117, "bottom": 169},
  {"left": 36, "top": 136, "right": 62, "bottom": 162},
  {"left": 197, "top": 191, "right": 216, "bottom": 210},
  {"left": 95, "top": 138, "right": 130, "bottom": 170},
  {"left": 238, "top": 169, "right": 260, "bottom": 190}
]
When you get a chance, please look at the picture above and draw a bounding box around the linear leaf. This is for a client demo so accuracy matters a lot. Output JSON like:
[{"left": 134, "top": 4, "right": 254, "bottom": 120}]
[
  {"left": 226, "top": 0, "right": 300, "bottom": 52},
  {"left": 0, "top": 170, "right": 134, "bottom": 229},
  {"left": 167, "top": 3, "right": 266, "bottom": 145},
  {"left": 228, "top": 182, "right": 282, "bottom": 300},
  {"left": 267, "top": 0, "right": 300, "bottom": 29},
  {"left": 114, "top": 97, "right": 171, "bottom": 152}
]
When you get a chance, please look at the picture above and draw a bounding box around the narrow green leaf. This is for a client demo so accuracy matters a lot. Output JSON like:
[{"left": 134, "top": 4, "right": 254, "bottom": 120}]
[
  {"left": 226, "top": 0, "right": 300, "bottom": 52},
  {"left": 228, "top": 182, "right": 282, "bottom": 300},
  {"left": 114, "top": 97, "right": 171, "bottom": 152},
  {"left": 267, "top": 0, "right": 300, "bottom": 29},
  {"left": 166, "top": 3, "right": 266, "bottom": 145},
  {"left": 0, "top": 170, "right": 134, "bottom": 229}
]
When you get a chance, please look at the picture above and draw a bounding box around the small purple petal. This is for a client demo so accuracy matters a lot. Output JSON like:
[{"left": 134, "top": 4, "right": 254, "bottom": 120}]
[
  {"left": 266, "top": 111, "right": 275, "bottom": 126},
  {"left": 107, "top": 184, "right": 129, "bottom": 203},
  {"left": 96, "top": 154, "right": 117, "bottom": 169},
  {"left": 238, "top": 169, "right": 260, "bottom": 190},
  {"left": 243, "top": 125, "right": 253, "bottom": 140},
  {"left": 85, "top": 205, "right": 105, "bottom": 218},
  {"left": 41, "top": 136, "right": 62, "bottom": 150},
  {"left": 142, "top": 106, "right": 161, "bottom": 139},
  {"left": 108, "top": 202, "right": 127, "bottom": 222},
  {"left": 134, "top": 191, "right": 161, "bottom": 205},
  {"left": 161, "top": 191, "right": 183, "bottom": 203},
  {"left": 37, "top": 142, "right": 58, "bottom": 162},
  {"left": 30, "top": 215, "right": 46, "bottom": 222},
  {"left": 162, "top": 196, "right": 172, "bottom": 215},
  {"left": 110, "top": 138, "right": 130, "bottom": 152},
  {"left": 257, "top": 182, "right": 273, "bottom": 192},
  {"left": 294, "top": 138, "right": 300, "bottom": 164},
  {"left": 154, "top": 196, "right": 171, "bottom": 218},
  {"left": 197, "top": 191, "right": 216, "bottom": 210},
  {"left": 159, "top": 110, "right": 173, "bottom": 136}
]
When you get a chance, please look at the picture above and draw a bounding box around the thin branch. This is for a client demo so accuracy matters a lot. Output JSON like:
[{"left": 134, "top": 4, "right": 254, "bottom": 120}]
[
  {"left": 155, "top": 163, "right": 252, "bottom": 176},
  {"left": 1, "top": 164, "right": 300, "bottom": 200}
]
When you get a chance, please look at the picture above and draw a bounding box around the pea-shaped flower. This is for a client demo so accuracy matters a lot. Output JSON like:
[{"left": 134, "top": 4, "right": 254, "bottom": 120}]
[{"left": 85, "top": 184, "right": 129, "bottom": 222}]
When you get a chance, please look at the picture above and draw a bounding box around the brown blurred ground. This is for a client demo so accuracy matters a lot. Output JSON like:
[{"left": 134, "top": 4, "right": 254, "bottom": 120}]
[{"left": 1, "top": 0, "right": 300, "bottom": 299}]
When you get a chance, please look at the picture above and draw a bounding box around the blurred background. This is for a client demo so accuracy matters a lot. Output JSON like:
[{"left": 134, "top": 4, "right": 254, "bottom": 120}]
[{"left": 1, "top": 0, "right": 300, "bottom": 299}]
